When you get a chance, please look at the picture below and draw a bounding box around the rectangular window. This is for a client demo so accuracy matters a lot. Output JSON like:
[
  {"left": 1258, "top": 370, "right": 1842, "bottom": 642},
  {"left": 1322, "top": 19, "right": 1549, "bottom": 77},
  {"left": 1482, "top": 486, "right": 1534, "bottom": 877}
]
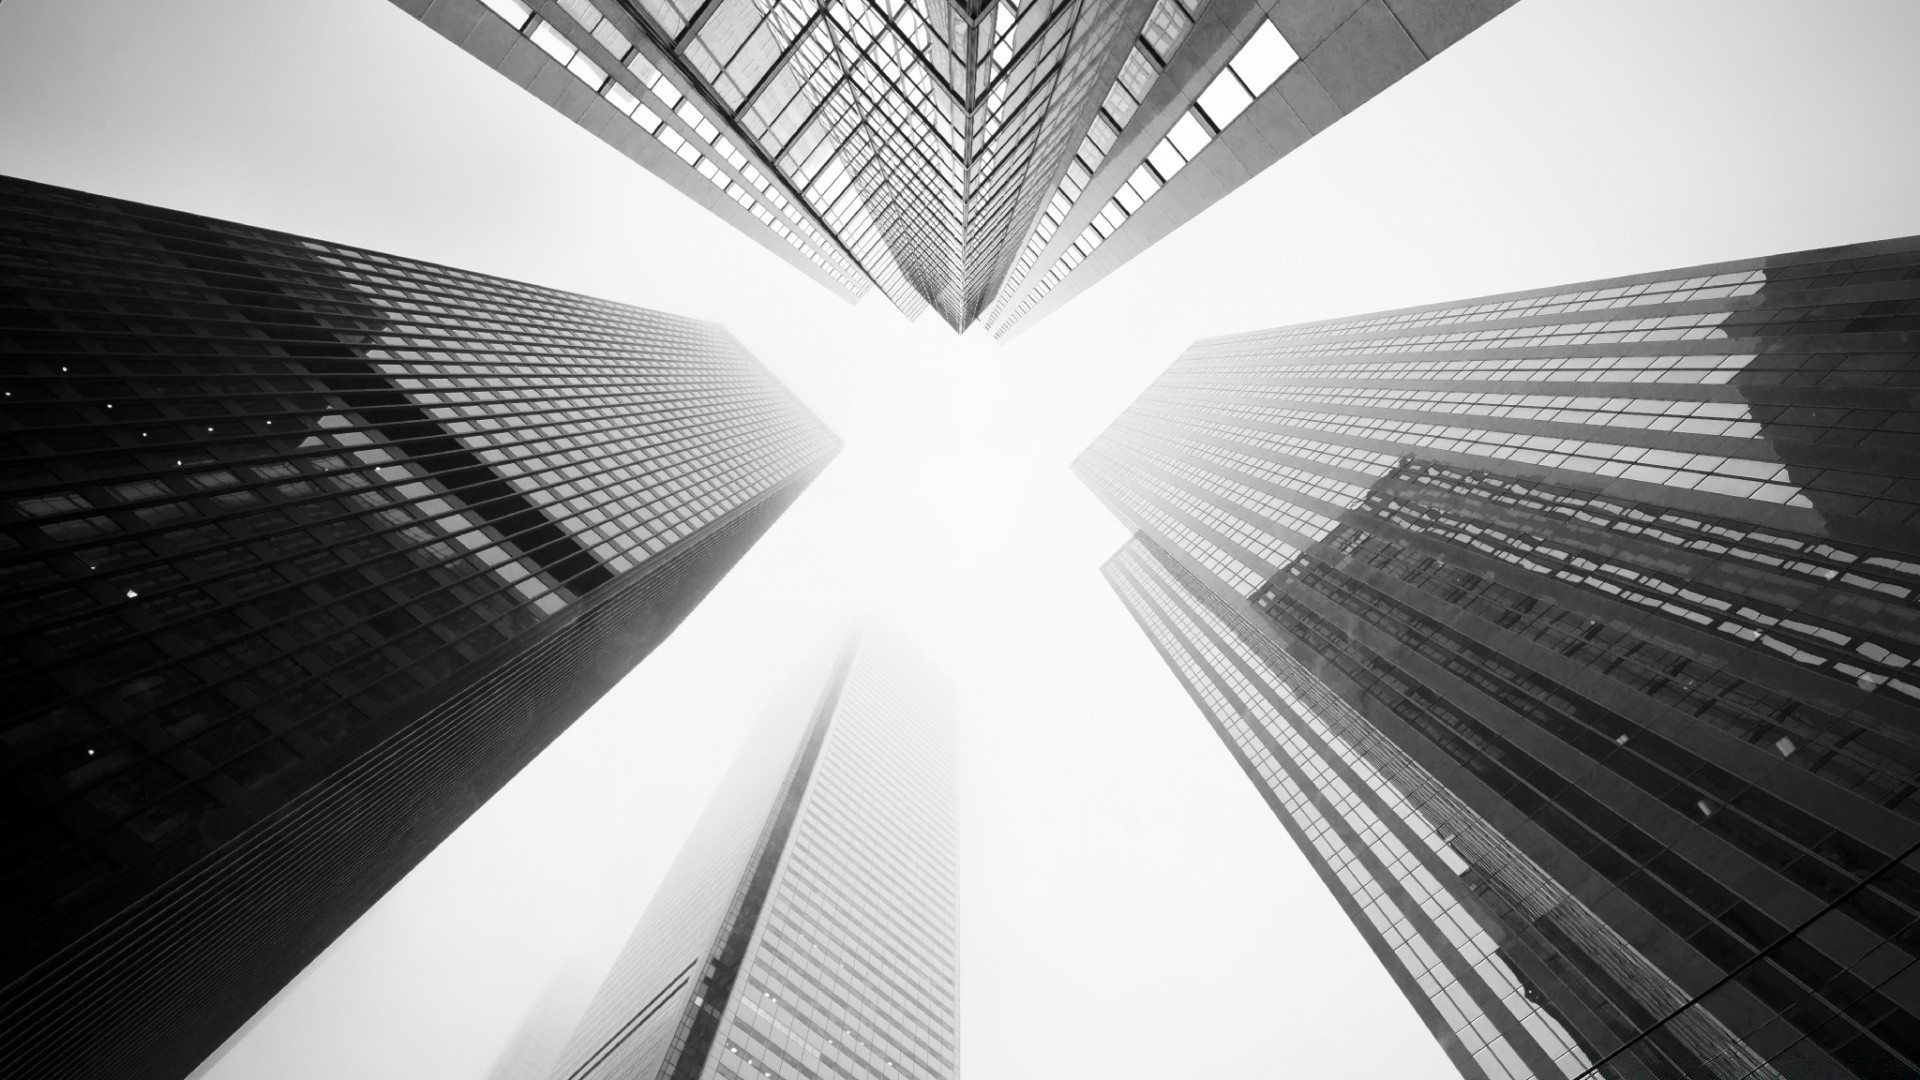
[
  {"left": 1230, "top": 22, "right": 1297, "bottom": 95},
  {"left": 530, "top": 21, "right": 578, "bottom": 65},
  {"left": 477, "top": 0, "right": 533, "bottom": 29}
]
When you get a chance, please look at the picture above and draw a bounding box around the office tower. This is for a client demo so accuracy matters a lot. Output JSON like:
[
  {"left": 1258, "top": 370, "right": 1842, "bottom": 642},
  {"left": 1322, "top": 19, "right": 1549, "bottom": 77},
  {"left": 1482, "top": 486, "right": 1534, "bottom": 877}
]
[
  {"left": 1081, "top": 236, "right": 1920, "bottom": 1078},
  {"left": 391, "top": 0, "right": 1514, "bottom": 333},
  {"left": 545, "top": 631, "right": 958, "bottom": 1080},
  {"left": 0, "top": 174, "right": 838, "bottom": 1080}
]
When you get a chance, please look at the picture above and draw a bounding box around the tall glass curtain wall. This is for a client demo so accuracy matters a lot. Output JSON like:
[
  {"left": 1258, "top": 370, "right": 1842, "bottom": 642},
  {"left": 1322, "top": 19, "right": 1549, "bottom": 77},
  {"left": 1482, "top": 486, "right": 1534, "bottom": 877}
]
[
  {"left": 1079, "top": 236, "right": 1920, "bottom": 1078},
  {"left": 0, "top": 174, "right": 837, "bottom": 1080},
  {"left": 546, "top": 633, "right": 959, "bottom": 1080},
  {"left": 395, "top": 0, "right": 1516, "bottom": 334}
]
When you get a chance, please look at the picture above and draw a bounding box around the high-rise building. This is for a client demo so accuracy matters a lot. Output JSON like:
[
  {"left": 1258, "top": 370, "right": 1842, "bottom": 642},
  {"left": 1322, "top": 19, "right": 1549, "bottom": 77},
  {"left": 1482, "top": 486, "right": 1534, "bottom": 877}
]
[
  {"left": 0, "top": 174, "right": 838, "bottom": 1080},
  {"left": 544, "top": 631, "right": 958, "bottom": 1080},
  {"left": 1081, "top": 236, "right": 1920, "bottom": 1078},
  {"left": 390, "top": 0, "right": 1514, "bottom": 333}
]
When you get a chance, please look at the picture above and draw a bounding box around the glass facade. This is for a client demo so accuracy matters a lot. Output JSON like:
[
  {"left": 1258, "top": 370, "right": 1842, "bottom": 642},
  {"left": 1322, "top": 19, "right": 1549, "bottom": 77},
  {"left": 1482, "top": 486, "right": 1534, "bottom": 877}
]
[
  {"left": 0, "top": 174, "right": 838, "bottom": 1080},
  {"left": 548, "top": 631, "right": 958, "bottom": 1080},
  {"left": 395, "top": 0, "right": 1515, "bottom": 335},
  {"left": 1081, "top": 236, "right": 1920, "bottom": 1077}
]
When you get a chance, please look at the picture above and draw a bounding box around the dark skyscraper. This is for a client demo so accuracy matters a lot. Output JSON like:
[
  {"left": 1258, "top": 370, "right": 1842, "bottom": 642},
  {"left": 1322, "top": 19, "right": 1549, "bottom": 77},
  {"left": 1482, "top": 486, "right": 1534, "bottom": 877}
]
[
  {"left": 545, "top": 631, "right": 958, "bottom": 1080},
  {"left": 390, "top": 0, "right": 1513, "bottom": 333},
  {"left": 1082, "top": 237, "right": 1920, "bottom": 1077},
  {"left": 0, "top": 175, "right": 838, "bottom": 1080}
]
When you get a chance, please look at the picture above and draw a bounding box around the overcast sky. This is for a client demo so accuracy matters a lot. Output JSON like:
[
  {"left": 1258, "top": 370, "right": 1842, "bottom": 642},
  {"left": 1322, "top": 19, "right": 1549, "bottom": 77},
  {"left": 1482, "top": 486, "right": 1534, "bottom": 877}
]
[{"left": 4, "top": 1, "right": 1920, "bottom": 1077}]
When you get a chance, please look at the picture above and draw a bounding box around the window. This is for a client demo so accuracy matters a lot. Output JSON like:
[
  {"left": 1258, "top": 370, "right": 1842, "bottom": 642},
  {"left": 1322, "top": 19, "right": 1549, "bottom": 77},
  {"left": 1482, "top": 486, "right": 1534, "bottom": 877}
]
[
  {"left": 477, "top": 0, "right": 532, "bottom": 29},
  {"left": 1167, "top": 112, "right": 1209, "bottom": 158},
  {"left": 1230, "top": 22, "right": 1297, "bottom": 96},
  {"left": 1196, "top": 69, "right": 1252, "bottom": 129},
  {"left": 529, "top": 21, "right": 577, "bottom": 65}
]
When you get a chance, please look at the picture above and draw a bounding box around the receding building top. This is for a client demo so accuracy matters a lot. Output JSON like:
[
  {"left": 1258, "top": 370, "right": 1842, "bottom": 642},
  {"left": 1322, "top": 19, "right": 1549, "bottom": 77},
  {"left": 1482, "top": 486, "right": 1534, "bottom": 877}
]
[
  {"left": 547, "top": 629, "right": 958, "bottom": 1080},
  {"left": 392, "top": 0, "right": 1516, "bottom": 334}
]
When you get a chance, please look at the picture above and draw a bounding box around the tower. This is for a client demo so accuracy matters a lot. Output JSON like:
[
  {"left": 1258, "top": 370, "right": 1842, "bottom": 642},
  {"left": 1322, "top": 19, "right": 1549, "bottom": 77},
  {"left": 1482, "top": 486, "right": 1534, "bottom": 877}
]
[
  {"left": 1082, "top": 236, "right": 1920, "bottom": 1077},
  {"left": 0, "top": 174, "right": 838, "bottom": 1080},
  {"left": 547, "top": 631, "right": 959, "bottom": 1080}
]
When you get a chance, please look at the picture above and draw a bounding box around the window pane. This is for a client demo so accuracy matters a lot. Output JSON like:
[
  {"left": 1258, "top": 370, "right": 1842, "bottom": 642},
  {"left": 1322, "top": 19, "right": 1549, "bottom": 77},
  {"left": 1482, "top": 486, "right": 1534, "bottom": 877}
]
[
  {"left": 530, "top": 22, "right": 577, "bottom": 64},
  {"left": 1141, "top": 0, "right": 1192, "bottom": 58},
  {"left": 1196, "top": 70, "right": 1252, "bottom": 129},
  {"left": 477, "top": 0, "right": 532, "bottom": 28},
  {"left": 1168, "top": 112, "right": 1210, "bottom": 158},
  {"left": 1127, "top": 163, "right": 1161, "bottom": 201},
  {"left": 1118, "top": 47, "right": 1158, "bottom": 101},
  {"left": 605, "top": 83, "right": 641, "bottom": 115},
  {"left": 1148, "top": 138, "right": 1185, "bottom": 179},
  {"left": 567, "top": 52, "right": 607, "bottom": 87},
  {"left": 1229, "top": 21, "right": 1298, "bottom": 95}
]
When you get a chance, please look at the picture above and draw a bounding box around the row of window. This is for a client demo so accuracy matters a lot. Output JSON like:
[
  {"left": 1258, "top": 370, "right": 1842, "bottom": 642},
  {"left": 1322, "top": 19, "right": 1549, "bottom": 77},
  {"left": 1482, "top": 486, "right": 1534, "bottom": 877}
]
[
  {"left": 476, "top": 0, "right": 874, "bottom": 298},
  {"left": 1168, "top": 351, "right": 1758, "bottom": 386},
  {"left": 989, "top": 16, "right": 1297, "bottom": 333},
  {"left": 1255, "top": 581, "right": 1920, "bottom": 1076},
  {"left": 1115, "top": 539, "right": 1773, "bottom": 1074},
  {"left": 1239, "top": 271, "right": 1768, "bottom": 347},
  {"left": 1110, "top": 547, "right": 1585, "bottom": 1079}
]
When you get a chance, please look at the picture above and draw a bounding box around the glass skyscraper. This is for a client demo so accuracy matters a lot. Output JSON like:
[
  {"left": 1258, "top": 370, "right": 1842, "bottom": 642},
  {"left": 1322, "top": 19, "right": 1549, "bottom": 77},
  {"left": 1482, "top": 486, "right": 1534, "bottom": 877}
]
[
  {"left": 391, "top": 0, "right": 1513, "bottom": 333},
  {"left": 545, "top": 630, "right": 958, "bottom": 1080},
  {"left": 0, "top": 174, "right": 838, "bottom": 1080},
  {"left": 1082, "top": 236, "right": 1920, "bottom": 1077}
]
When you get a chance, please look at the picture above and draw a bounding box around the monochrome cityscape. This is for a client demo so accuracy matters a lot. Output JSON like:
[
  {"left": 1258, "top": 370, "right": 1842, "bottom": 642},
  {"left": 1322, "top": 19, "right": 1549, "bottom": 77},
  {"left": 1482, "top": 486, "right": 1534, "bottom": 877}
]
[{"left": 0, "top": 2, "right": 1915, "bottom": 1079}]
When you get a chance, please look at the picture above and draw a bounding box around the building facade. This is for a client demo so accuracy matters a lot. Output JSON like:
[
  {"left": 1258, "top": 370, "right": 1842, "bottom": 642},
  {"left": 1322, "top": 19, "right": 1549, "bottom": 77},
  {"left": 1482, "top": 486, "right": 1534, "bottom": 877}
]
[
  {"left": 1081, "top": 236, "right": 1920, "bottom": 1078},
  {"left": 390, "top": 0, "right": 1513, "bottom": 333},
  {"left": 0, "top": 174, "right": 838, "bottom": 1080},
  {"left": 545, "top": 631, "right": 959, "bottom": 1080}
]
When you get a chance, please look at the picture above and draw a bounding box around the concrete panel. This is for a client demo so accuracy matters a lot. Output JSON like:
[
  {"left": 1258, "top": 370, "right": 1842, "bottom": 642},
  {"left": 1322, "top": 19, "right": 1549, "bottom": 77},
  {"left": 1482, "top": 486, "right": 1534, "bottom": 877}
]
[
  {"left": 527, "top": 62, "right": 571, "bottom": 106},
  {"left": 463, "top": 15, "right": 521, "bottom": 66},
  {"left": 421, "top": 0, "right": 484, "bottom": 42},
  {"left": 553, "top": 77, "right": 597, "bottom": 123},
  {"left": 1261, "top": 0, "right": 1368, "bottom": 55},
  {"left": 1275, "top": 62, "right": 1343, "bottom": 133},
  {"left": 1303, "top": 0, "right": 1425, "bottom": 114},
  {"left": 1243, "top": 93, "right": 1313, "bottom": 159},
  {"left": 499, "top": 37, "right": 547, "bottom": 87},
  {"left": 1381, "top": 0, "right": 1520, "bottom": 56},
  {"left": 1217, "top": 117, "right": 1281, "bottom": 179}
]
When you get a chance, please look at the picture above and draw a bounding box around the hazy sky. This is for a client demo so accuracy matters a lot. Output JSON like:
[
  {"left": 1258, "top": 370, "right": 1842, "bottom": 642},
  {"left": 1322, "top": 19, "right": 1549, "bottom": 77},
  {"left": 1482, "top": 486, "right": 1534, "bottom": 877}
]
[{"left": 4, "top": 1, "right": 1919, "bottom": 1078}]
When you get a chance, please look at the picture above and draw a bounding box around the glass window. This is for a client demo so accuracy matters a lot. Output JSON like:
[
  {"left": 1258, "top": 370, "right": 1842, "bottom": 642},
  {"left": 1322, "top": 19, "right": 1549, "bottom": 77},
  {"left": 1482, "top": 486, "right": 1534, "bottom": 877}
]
[
  {"left": 1167, "top": 112, "right": 1210, "bottom": 158},
  {"left": 1127, "top": 163, "right": 1161, "bottom": 201},
  {"left": 1197, "top": 70, "right": 1252, "bottom": 129},
  {"left": 530, "top": 21, "right": 577, "bottom": 64},
  {"left": 605, "top": 82, "right": 640, "bottom": 114},
  {"left": 1141, "top": 0, "right": 1192, "bottom": 60},
  {"left": 1230, "top": 21, "right": 1297, "bottom": 95},
  {"left": 1118, "top": 47, "right": 1158, "bottom": 101},
  {"left": 1148, "top": 138, "right": 1185, "bottom": 180},
  {"left": 567, "top": 52, "right": 606, "bottom": 87},
  {"left": 477, "top": 0, "right": 532, "bottom": 29}
]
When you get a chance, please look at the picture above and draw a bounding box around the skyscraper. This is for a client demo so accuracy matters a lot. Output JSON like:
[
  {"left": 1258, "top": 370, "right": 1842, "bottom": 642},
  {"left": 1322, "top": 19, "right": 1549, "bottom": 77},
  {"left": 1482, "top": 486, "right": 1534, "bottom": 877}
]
[
  {"left": 390, "top": 0, "right": 1514, "bottom": 333},
  {"left": 1081, "top": 236, "right": 1920, "bottom": 1078},
  {"left": 544, "top": 630, "right": 958, "bottom": 1080},
  {"left": 0, "top": 174, "right": 838, "bottom": 1080}
]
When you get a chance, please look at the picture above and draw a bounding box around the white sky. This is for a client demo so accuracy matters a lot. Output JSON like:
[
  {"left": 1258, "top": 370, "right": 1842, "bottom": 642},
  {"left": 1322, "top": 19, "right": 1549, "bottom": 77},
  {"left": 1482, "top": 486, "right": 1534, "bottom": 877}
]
[{"left": 3, "top": 1, "right": 1918, "bottom": 1077}]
